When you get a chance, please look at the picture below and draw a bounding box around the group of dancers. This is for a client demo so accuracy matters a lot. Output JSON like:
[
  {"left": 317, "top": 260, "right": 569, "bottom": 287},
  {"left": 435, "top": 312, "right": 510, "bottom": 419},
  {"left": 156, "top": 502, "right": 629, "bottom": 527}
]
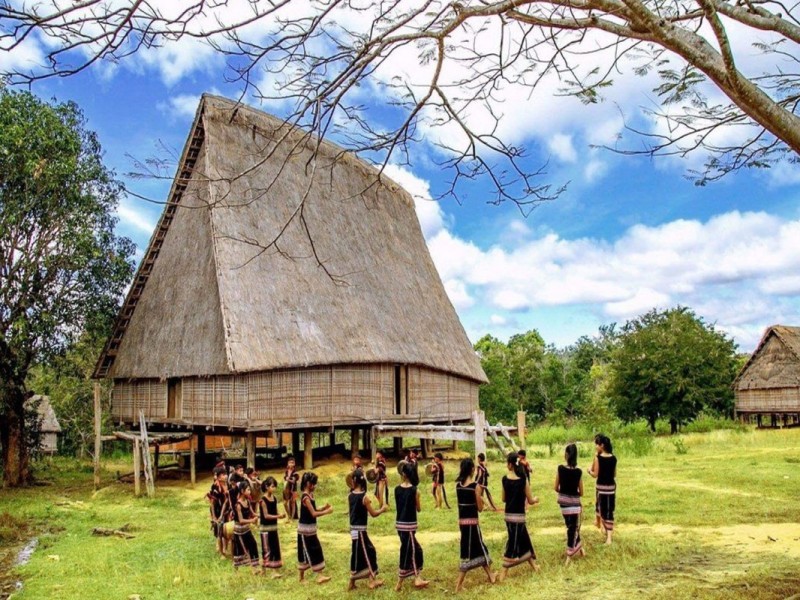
[{"left": 205, "top": 435, "right": 618, "bottom": 591}]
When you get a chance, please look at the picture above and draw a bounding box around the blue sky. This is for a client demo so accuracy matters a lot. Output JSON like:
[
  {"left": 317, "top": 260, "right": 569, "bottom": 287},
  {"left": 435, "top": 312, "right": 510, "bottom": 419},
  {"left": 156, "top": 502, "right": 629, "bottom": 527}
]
[{"left": 3, "top": 6, "right": 800, "bottom": 353}]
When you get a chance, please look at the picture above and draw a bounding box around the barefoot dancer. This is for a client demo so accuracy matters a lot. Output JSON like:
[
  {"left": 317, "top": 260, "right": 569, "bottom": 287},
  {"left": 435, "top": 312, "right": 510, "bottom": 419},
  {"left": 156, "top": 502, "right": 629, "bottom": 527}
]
[
  {"left": 555, "top": 443, "right": 585, "bottom": 565},
  {"left": 283, "top": 455, "right": 300, "bottom": 521},
  {"left": 258, "top": 477, "right": 285, "bottom": 576},
  {"left": 207, "top": 466, "right": 232, "bottom": 557},
  {"left": 589, "top": 435, "right": 617, "bottom": 544},
  {"left": 431, "top": 453, "right": 447, "bottom": 509},
  {"left": 348, "top": 468, "right": 389, "bottom": 591},
  {"left": 499, "top": 452, "right": 540, "bottom": 582},
  {"left": 297, "top": 472, "right": 333, "bottom": 584},
  {"left": 395, "top": 462, "right": 429, "bottom": 591},
  {"left": 454, "top": 458, "right": 495, "bottom": 592},
  {"left": 475, "top": 453, "right": 498, "bottom": 511},
  {"left": 374, "top": 450, "right": 389, "bottom": 507},
  {"left": 233, "top": 482, "right": 261, "bottom": 574}
]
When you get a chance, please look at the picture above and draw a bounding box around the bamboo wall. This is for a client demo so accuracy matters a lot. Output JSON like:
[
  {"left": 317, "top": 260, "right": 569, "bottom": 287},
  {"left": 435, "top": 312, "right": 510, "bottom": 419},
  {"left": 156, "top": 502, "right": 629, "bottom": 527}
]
[
  {"left": 111, "top": 364, "right": 478, "bottom": 427},
  {"left": 735, "top": 388, "right": 800, "bottom": 413}
]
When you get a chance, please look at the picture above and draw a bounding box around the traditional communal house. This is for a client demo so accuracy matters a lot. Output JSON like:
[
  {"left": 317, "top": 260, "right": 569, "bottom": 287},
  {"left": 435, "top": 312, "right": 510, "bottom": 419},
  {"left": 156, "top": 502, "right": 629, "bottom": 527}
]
[
  {"left": 734, "top": 325, "right": 800, "bottom": 427},
  {"left": 94, "top": 95, "right": 487, "bottom": 469}
]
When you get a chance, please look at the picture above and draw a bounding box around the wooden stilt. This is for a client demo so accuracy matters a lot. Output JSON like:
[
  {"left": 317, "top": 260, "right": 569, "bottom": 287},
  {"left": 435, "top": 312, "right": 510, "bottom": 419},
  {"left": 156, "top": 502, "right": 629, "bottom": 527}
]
[
  {"left": 393, "top": 436, "right": 403, "bottom": 457},
  {"left": 369, "top": 428, "right": 377, "bottom": 464},
  {"left": 197, "top": 433, "right": 206, "bottom": 457},
  {"left": 304, "top": 430, "right": 313, "bottom": 470},
  {"left": 190, "top": 434, "right": 196, "bottom": 487},
  {"left": 93, "top": 383, "right": 102, "bottom": 491},
  {"left": 246, "top": 432, "right": 256, "bottom": 469},
  {"left": 133, "top": 438, "right": 141, "bottom": 497},
  {"left": 292, "top": 431, "right": 301, "bottom": 458},
  {"left": 329, "top": 430, "right": 336, "bottom": 448},
  {"left": 154, "top": 444, "right": 160, "bottom": 482},
  {"left": 351, "top": 428, "right": 360, "bottom": 458}
]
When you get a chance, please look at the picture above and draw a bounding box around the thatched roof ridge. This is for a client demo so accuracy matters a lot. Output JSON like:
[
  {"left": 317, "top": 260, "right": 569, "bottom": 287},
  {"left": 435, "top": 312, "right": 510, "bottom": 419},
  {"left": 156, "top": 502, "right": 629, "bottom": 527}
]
[
  {"left": 734, "top": 325, "right": 800, "bottom": 389},
  {"left": 98, "top": 94, "right": 487, "bottom": 384},
  {"left": 28, "top": 395, "right": 62, "bottom": 433}
]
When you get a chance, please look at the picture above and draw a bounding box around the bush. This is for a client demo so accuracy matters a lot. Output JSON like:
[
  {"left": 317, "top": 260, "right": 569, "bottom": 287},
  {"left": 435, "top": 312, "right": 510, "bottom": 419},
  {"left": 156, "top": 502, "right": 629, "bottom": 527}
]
[
  {"left": 683, "top": 414, "right": 747, "bottom": 434},
  {"left": 672, "top": 438, "right": 688, "bottom": 455}
]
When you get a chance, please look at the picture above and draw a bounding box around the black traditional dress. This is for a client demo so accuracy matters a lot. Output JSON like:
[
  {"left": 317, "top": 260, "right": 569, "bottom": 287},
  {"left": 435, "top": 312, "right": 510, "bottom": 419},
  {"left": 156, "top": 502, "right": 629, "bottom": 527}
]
[
  {"left": 233, "top": 501, "right": 260, "bottom": 568},
  {"left": 349, "top": 490, "right": 379, "bottom": 580},
  {"left": 395, "top": 484, "right": 424, "bottom": 579},
  {"left": 502, "top": 476, "right": 535, "bottom": 568},
  {"left": 595, "top": 454, "right": 617, "bottom": 532},
  {"left": 297, "top": 492, "right": 325, "bottom": 572},
  {"left": 207, "top": 481, "right": 230, "bottom": 541},
  {"left": 557, "top": 465, "right": 583, "bottom": 557},
  {"left": 283, "top": 468, "right": 299, "bottom": 520},
  {"left": 456, "top": 481, "right": 491, "bottom": 572},
  {"left": 258, "top": 495, "right": 282, "bottom": 568}
]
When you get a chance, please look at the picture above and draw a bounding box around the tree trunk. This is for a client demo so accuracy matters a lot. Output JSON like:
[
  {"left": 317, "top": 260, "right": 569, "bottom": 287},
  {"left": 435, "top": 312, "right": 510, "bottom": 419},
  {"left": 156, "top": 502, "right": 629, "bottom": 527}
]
[
  {"left": 1, "top": 386, "right": 30, "bottom": 487},
  {"left": 648, "top": 416, "right": 657, "bottom": 432},
  {"left": 670, "top": 419, "right": 678, "bottom": 435}
]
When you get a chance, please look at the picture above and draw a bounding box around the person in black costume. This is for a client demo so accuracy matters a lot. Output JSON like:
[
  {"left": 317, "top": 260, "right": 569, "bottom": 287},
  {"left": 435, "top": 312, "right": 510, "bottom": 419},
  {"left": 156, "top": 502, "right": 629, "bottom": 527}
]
[
  {"left": 555, "top": 443, "right": 585, "bottom": 565},
  {"left": 394, "top": 461, "right": 429, "bottom": 591},
  {"left": 589, "top": 434, "right": 617, "bottom": 544},
  {"left": 454, "top": 458, "right": 495, "bottom": 592},
  {"left": 499, "top": 452, "right": 540, "bottom": 582},
  {"left": 258, "top": 476, "right": 285, "bottom": 576},
  {"left": 347, "top": 467, "right": 389, "bottom": 591},
  {"left": 232, "top": 482, "right": 260, "bottom": 573},
  {"left": 475, "top": 453, "right": 498, "bottom": 511},
  {"left": 297, "top": 471, "right": 333, "bottom": 584}
]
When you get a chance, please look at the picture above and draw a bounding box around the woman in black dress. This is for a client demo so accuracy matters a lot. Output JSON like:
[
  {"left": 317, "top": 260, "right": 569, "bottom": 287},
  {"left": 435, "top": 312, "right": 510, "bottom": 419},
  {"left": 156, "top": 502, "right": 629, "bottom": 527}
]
[
  {"left": 589, "top": 434, "right": 617, "bottom": 544},
  {"left": 395, "top": 461, "right": 429, "bottom": 591},
  {"left": 499, "top": 452, "right": 540, "bottom": 582},
  {"left": 475, "top": 453, "right": 498, "bottom": 511},
  {"left": 297, "top": 472, "right": 333, "bottom": 584},
  {"left": 232, "top": 482, "right": 260, "bottom": 573},
  {"left": 454, "top": 458, "right": 494, "bottom": 592},
  {"left": 555, "top": 443, "right": 585, "bottom": 565},
  {"left": 348, "top": 467, "right": 389, "bottom": 590},
  {"left": 258, "top": 476, "right": 285, "bottom": 576}
]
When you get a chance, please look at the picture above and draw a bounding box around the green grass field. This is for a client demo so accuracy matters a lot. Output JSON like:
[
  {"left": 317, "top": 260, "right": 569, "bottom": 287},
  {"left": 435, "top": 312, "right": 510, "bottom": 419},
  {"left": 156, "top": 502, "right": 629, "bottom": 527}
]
[{"left": 2, "top": 427, "right": 799, "bottom": 600}]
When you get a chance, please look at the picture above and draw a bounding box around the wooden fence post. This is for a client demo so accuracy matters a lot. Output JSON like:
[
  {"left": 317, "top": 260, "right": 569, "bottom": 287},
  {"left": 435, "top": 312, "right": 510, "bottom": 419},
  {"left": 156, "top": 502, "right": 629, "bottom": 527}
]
[
  {"left": 190, "top": 434, "right": 196, "bottom": 487},
  {"left": 93, "top": 383, "right": 102, "bottom": 491},
  {"left": 246, "top": 432, "right": 256, "bottom": 469},
  {"left": 473, "top": 410, "right": 486, "bottom": 457},
  {"left": 351, "top": 428, "right": 360, "bottom": 458},
  {"left": 133, "top": 438, "right": 141, "bottom": 497},
  {"left": 517, "top": 410, "right": 527, "bottom": 450}
]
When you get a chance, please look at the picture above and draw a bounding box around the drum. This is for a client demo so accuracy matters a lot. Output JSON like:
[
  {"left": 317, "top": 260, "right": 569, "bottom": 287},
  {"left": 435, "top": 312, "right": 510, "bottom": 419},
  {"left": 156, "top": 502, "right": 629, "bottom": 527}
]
[
  {"left": 396, "top": 459, "right": 408, "bottom": 477},
  {"left": 365, "top": 468, "right": 378, "bottom": 484},
  {"left": 424, "top": 462, "right": 435, "bottom": 478},
  {"left": 345, "top": 472, "right": 355, "bottom": 490},
  {"left": 223, "top": 520, "right": 235, "bottom": 541}
]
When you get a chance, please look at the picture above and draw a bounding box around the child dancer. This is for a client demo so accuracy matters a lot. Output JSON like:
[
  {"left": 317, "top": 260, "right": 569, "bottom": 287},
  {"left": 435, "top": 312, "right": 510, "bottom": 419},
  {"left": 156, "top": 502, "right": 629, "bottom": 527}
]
[
  {"left": 297, "top": 472, "right": 333, "bottom": 584},
  {"left": 258, "top": 477, "right": 285, "bottom": 576},
  {"left": 454, "top": 458, "right": 494, "bottom": 592},
  {"left": 233, "top": 482, "right": 261, "bottom": 573},
  {"left": 431, "top": 452, "right": 447, "bottom": 509},
  {"left": 499, "top": 452, "right": 539, "bottom": 582},
  {"left": 589, "top": 434, "right": 617, "bottom": 544},
  {"left": 348, "top": 467, "right": 389, "bottom": 590},
  {"left": 395, "top": 462, "right": 429, "bottom": 591},
  {"left": 555, "top": 443, "right": 585, "bottom": 565},
  {"left": 374, "top": 449, "right": 389, "bottom": 507},
  {"left": 207, "top": 466, "right": 231, "bottom": 557},
  {"left": 475, "top": 453, "right": 498, "bottom": 511},
  {"left": 283, "top": 455, "right": 300, "bottom": 521}
]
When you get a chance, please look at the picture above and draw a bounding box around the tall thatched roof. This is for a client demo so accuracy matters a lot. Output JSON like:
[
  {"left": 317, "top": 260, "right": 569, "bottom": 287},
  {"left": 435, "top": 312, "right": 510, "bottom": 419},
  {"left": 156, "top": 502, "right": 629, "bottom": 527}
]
[
  {"left": 734, "top": 325, "right": 800, "bottom": 390},
  {"left": 27, "top": 395, "right": 62, "bottom": 433},
  {"left": 96, "top": 95, "right": 486, "bottom": 384}
]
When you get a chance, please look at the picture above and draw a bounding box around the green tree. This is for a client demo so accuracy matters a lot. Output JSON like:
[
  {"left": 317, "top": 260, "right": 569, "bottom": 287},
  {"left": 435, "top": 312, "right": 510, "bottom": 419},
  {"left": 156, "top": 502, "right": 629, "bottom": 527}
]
[
  {"left": 0, "top": 89, "right": 134, "bottom": 487},
  {"left": 506, "top": 330, "right": 547, "bottom": 420},
  {"left": 474, "top": 335, "right": 516, "bottom": 424},
  {"left": 608, "top": 307, "right": 738, "bottom": 433}
]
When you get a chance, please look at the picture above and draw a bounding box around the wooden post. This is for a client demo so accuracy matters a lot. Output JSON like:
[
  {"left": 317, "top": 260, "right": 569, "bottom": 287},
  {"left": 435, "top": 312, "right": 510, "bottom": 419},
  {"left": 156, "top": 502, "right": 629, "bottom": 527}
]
[
  {"left": 369, "top": 428, "right": 377, "bottom": 464},
  {"left": 246, "top": 432, "right": 256, "bottom": 469},
  {"left": 329, "top": 430, "right": 336, "bottom": 448},
  {"left": 420, "top": 438, "right": 430, "bottom": 459},
  {"left": 93, "top": 383, "right": 102, "bottom": 491},
  {"left": 292, "top": 431, "right": 301, "bottom": 457},
  {"left": 473, "top": 410, "right": 486, "bottom": 457},
  {"left": 154, "top": 444, "right": 160, "bottom": 482},
  {"left": 517, "top": 410, "right": 527, "bottom": 450},
  {"left": 351, "top": 428, "right": 360, "bottom": 458},
  {"left": 304, "top": 430, "right": 313, "bottom": 470},
  {"left": 393, "top": 437, "right": 403, "bottom": 457},
  {"left": 133, "top": 438, "right": 141, "bottom": 497},
  {"left": 190, "top": 434, "right": 196, "bottom": 487},
  {"left": 197, "top": 433, "right": 206, "bottom": 456},
  {"left": 362, "top": 427, "right": 371, "bottom": 455}
]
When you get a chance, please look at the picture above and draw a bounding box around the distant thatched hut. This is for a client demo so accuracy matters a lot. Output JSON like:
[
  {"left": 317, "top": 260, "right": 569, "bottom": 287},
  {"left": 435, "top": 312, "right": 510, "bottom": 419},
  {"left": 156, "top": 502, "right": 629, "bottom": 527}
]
[
  {"left": 27, "top": 395, "right": 62, "bottom": 454},
  {"left": 734, "top": 325, "right": 800, "bottom": 426},
  {"left": 94, "top": 95, "right": 486, "bottom": 464}
]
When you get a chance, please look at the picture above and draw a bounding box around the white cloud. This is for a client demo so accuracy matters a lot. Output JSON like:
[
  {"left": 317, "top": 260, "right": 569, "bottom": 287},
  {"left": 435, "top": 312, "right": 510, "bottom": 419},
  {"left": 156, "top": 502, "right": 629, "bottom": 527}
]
[
  {"left": 117, "top": 202, "right": 156, "bottom": 234},
  {"left": 490, "top": 314, "right": 508, "bottom": 326},
  {"left": 584, "top": 159, "right": 607, "bottom": 182},
  {"left": 548, "top": 134, "right": 578, "bottom": 163}
]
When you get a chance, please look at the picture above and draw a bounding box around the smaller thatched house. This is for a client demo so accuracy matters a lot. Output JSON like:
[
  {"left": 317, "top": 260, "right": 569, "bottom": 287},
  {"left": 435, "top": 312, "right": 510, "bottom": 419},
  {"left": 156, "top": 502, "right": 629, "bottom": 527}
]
[
  {"left": 734, "top": 325, "right": 800, "bottom": 425},
  {"left": 27, "top": 395, "right": 62, "bottom": 454}
]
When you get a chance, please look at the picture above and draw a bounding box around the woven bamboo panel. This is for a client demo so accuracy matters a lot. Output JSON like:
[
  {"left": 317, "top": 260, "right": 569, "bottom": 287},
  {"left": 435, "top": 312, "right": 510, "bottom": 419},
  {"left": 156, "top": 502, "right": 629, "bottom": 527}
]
[
  {"left": 735, "top": 388, "right": 800, "bottom": 412},
  {"left": 111, "top": 382, "right": 134, "bottom": 420},
  {"left": 301, "top": 368, "right": 332, "bottom": 419},
  {"left": 111, "top": 380, "right": 166, "bottom": 422},
  {"left": 408, "top": 366, "right": 450, "bottom": 417},
  {"left": 331, "top": 364, "right": 393, "bottom": 418},
  {"left": 448, "top": 376, "right": 479, "bottom": 418},
  {"left": 183, "top": 378, "right": 216, "bottom": 424},
  {"left": 270, "top": 369, "right": 302, "bottom": 421},
  {"left": 248, "top": 372, "right": 272, "bottom": 425}
]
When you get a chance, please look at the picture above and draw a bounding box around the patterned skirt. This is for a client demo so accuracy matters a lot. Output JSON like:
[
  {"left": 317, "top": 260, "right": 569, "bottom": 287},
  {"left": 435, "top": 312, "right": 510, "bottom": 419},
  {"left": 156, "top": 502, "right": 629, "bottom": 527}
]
[
  {"left": 297, "top": 525, "right": 325, "bottom": 572},
  {"left": 459, "top": 519, "right": 491, "bottom": 572},
  {"left": 397, "top": 525, "right": 424, "bottom": 579},
  {"left": 503, "top": 513, "right": 535, "bottom": 568},
  {"left": 558, "top": 494, "right": 583, "bottom": 556},
  {"left": 259, "top": 525, "right": 282, "bottom": 568},
  {"left": 233, "top": 524, "right": 259, "bottom": 568},
  {"left": 350, "top": 527, "right": 379, "bottom": 580},
  {"left": 596, "top": 484, "right": 616, "bottom": 531}
]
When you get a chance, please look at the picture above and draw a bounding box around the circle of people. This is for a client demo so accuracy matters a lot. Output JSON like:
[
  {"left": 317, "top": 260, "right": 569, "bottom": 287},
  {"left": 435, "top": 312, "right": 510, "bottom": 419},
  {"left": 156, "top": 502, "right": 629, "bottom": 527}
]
[{"left": 206, "top": 434, "right": 617, "bottom": 591}]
